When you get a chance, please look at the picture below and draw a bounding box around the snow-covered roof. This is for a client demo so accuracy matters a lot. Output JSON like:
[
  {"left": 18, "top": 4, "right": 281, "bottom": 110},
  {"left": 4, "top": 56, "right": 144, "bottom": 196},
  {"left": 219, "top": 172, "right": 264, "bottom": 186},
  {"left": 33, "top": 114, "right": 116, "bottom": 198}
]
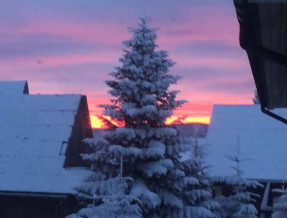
[
  {"left": 206, "top": 104, "right": 287, "bottom": 181},
  {"left": 0, "top": 81, "right": 88, "bottom": 194},
  {"left": 0, "top": 80, "right": 28, "bottom": 96}
]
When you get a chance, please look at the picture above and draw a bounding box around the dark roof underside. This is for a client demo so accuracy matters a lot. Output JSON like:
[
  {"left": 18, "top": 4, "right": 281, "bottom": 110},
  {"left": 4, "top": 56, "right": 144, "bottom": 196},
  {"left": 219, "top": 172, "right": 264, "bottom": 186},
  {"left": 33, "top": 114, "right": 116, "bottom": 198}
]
[{"left": 234, "top": 0, "right": 287, "bottom": 110}]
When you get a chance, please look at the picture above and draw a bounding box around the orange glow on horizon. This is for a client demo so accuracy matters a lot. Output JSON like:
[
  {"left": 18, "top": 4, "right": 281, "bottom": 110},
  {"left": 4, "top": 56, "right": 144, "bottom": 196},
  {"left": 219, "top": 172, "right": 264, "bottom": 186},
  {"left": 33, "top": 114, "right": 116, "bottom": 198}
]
[
  {"left": 90, "top": 115, "right": 123, "bottom": 129},
  {"left": 102, "top": 115, "right": 123, "bottom": 127},
  {"left": 90, "top": 115, "right": 210, "bottom": 129},
  {"left": 165, "top": 116, "right": 179, "bottom": 125},
  {"left": 90, "top": 115, "right": 105, "bottom": 129},
  {"left": 165, "top": 116, "right": 210, "bottom": 125},
  {"left": 183, "top": 116, "right": 210, "bottom": 124}
]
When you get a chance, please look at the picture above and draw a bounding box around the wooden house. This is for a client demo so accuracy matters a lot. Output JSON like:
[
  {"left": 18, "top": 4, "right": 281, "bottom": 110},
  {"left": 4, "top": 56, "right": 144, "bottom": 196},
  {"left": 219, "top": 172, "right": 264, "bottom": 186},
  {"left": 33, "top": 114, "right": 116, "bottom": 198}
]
[
  {"left": 205, "top": 104, "right": 287, "bottom": 217},
  {"left": 0, "top": 80, "right": 93, "bottom": 218}
]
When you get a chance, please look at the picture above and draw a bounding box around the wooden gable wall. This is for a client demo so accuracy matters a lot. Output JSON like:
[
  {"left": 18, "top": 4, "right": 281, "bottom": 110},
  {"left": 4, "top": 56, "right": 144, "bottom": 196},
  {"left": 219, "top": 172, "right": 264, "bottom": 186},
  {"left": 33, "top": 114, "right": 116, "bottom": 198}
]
[{"left": 64, "top": 95, "right": 93, "bottom": 168}]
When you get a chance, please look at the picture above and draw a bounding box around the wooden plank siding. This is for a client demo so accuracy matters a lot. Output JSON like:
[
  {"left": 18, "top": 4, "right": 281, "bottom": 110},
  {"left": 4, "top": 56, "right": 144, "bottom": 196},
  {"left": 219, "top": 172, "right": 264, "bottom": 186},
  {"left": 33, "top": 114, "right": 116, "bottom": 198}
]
[
  {"left": 258, "top": 3, "right": 287, "bottom": 108},
  {"left": 234, "top": 1, "right": 287, "bottom": 110},
  {"left": 64, "top": 95, "right": 93, "bottom": 168},
  {"left": 23, "top": 81, "right": 29, "bottom": 94}
]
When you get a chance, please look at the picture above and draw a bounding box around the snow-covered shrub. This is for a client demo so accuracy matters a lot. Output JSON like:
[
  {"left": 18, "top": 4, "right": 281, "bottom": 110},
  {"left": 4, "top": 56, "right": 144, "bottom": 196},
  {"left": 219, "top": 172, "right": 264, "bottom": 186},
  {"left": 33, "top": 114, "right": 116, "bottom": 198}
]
[
  {"left": 271, "top": 185, "right": 287, "bottom": 218},
  {"left": 272, "top": 211, "right": 287, "bottom": 218},
  {"left": 179, "top": 137, "right": 219, "bottom": 218},
  {"left": 67, "top": 175, "right": 141, "bottom": 218},
  {"left": 216, "top": 153, "right": 262, "bottom": 218}
]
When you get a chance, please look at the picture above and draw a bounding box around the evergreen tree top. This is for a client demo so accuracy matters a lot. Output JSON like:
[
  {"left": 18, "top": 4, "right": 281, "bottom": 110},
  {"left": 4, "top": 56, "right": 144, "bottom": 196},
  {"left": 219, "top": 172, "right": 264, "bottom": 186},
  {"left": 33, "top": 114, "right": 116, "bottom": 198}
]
[
  {"left": 103, "top": 18, "right": 186, "bottom": 127},
  {"left": 123, "top": 18, "right": 158, "bottom": 53}
]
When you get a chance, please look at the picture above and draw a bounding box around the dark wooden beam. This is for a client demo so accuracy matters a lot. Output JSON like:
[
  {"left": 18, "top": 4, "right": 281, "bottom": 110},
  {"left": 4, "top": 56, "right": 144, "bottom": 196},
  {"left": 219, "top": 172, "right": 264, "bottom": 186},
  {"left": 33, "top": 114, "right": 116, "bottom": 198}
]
[
  {"left": 261, "top": 106, "right": 287, "bottom": 124},
  {"left": 0, "top": 191, "right": 69, "bottom": 199},
  {"left": 261, "top": 182, "right": 271, "bottom": 211}
]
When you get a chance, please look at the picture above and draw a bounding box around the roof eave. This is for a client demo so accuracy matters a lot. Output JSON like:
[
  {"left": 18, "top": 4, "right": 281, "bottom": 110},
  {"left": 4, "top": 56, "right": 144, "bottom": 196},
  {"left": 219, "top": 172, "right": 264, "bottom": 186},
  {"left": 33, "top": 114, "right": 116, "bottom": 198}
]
[
  {"left": 0, "top": 190, "right": 73, "bottom": 199},
  {"left": 249, "top": 0, "right": 287, "bottom": 3}
]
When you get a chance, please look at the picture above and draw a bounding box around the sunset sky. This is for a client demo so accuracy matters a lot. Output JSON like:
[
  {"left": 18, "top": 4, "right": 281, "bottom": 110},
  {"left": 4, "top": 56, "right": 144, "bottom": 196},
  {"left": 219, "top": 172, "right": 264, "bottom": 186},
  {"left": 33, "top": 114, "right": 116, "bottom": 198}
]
[{"left": 0, "top": 0, "right": 255, "bottom": 126}]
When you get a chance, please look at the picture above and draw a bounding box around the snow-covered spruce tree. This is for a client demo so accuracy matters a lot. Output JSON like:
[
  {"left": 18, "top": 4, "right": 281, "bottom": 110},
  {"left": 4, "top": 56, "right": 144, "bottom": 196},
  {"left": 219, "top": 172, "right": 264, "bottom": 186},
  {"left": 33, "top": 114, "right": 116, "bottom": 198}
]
[
  {"left": 216, "top": 151, "right": 261, "bottom": 218},
  {"left": 67, "top": 136, "right": 142, "bottom": 218},
  {"left": 180, "top": 136, "right": 219, "bottom": 217},
  {"left": 271, "top": 184, "right": 287, "bottom": 218},
  {"left": 100, "top": 18, "right": 190, "bottom": 217},
  {"left": 70, "top": 18, "right": 193, "bottom": 218},
  {"left": 67, "top": 178, "right": 141, "bottom": 218}
]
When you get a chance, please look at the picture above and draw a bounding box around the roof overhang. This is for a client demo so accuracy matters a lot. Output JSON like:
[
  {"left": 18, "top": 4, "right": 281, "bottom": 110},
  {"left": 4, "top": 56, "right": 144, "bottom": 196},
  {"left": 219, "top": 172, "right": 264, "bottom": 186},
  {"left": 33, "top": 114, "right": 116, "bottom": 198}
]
[
  {"left": 0, "top": 191, "right": 71, "bottom": 199},
  {"left": 249, "top": 0, "right": 287, "bottom": 3},
  {"left": 234, "top": 0, "right": 287, "bottom": 123}
]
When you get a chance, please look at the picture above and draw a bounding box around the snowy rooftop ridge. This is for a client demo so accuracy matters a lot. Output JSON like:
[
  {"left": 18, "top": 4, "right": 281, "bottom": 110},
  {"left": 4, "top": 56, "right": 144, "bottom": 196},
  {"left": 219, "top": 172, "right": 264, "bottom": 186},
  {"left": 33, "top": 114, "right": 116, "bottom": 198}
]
[
  {"left": 0, "top": 80, "right": 28, "bottom": 96},
  {"left": 0, "top": 81, "right": 88, "bottom": 194},
  {"left": 206, "top": 104, "right": 287, "bottom": 181}
]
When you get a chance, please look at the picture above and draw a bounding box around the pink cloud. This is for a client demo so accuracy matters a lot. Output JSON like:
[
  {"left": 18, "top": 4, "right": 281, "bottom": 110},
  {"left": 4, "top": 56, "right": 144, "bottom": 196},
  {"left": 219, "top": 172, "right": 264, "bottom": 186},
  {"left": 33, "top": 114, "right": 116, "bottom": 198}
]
[
  {"left": 2, "top": 5, "right": 238, "bottom": 49},
  {"left": 172, "top": 55, "right": 248, "bottom": 68},
  {"left": 86, "top": 88, "right": 253, "bottom": 119},
  {"left": 157, "top": 5, "right": 239, "bottom": 47},
  {"left": 30, "top": 52, "right": 119, "bottom": 66},
  {"left": 177, "top": 90, "right": 252, "bottom": 104},
  {"left": 174, "top": 102, "right": 212, "bottom": 117},
  {"left": 0, "top": 51, "right": 120, "bottom": 70},
  {"left": 87, "top": 94, "right": 213, "bottom": 119},
  {"left": 174, "top": 74, "right": 254, "bottom": 96},
  {"left": 3, "top": 20, "right": 130, "bottom": 45},
  {"left": 206, "top": 75, "right": 251, "bottom": 86}
]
